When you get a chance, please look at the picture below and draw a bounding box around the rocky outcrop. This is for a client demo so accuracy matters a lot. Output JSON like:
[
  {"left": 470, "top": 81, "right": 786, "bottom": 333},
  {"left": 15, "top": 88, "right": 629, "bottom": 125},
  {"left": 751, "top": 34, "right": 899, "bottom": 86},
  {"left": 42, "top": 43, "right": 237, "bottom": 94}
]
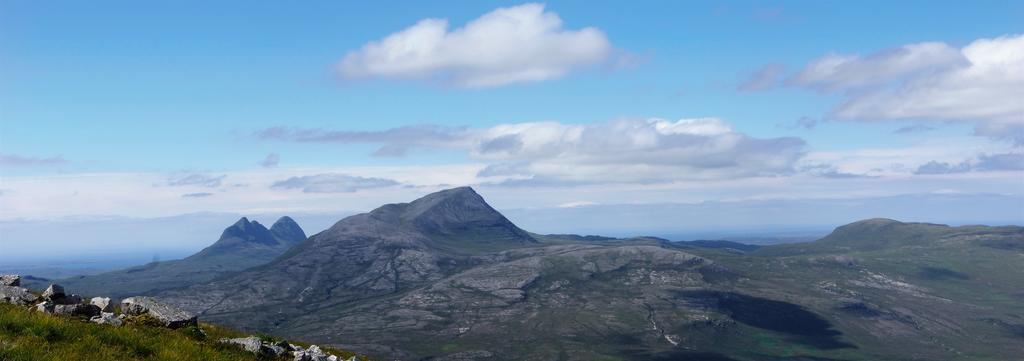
[
  {"left": 1, "top": 274, "right": 21, "bottom": 286},
  {"left": 0, "top": 284, "right": 38, "bottom": 305},
  {"left": 218, "top": 336, "right": 289, "bottom": 357},
  {"left": 219, "top": 336, "right": 358, "bottom": 361},
  {"left": 292, "top": 344, "right": 355, "bottom": 361},
  {"left": 121, "top": 296, "right": 197, "bottom": 329}
]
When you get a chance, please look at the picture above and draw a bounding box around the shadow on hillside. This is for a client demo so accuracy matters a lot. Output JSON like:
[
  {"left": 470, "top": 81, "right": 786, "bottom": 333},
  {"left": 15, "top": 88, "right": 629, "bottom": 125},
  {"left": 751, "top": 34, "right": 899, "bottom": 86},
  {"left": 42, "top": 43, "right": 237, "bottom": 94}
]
[
  {"left": 675, "top": 290, "right": 855, "bottom": 350},
  {"left": 917, "top": 266, "right": 969, "bottom": 281}
]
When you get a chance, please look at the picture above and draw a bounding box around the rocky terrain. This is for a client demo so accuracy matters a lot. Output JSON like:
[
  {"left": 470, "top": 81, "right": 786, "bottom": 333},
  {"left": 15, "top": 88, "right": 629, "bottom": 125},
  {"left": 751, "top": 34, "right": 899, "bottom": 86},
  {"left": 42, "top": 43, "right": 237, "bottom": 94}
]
[
  {"left": 152, "top": 187, "right": 1024, "bottom": 360},
  {"left": 31, "top": 216, "right": 307, "bottom": 298},
  {"left": 1, "top": 274, "right": 364, "bottom": 361}
]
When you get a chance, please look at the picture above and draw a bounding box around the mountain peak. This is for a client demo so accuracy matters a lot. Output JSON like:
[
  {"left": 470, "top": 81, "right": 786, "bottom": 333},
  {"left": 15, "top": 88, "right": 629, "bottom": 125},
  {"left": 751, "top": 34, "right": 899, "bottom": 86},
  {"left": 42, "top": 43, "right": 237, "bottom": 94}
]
[
  {"left": 270, "top": 216, "right": 306, "bottom": 244},
  {"left": 404, "top": 187, "right": 537, "bottom": 249},
  {"left": 218, "top": 217, "right": 276, "bottom": 246}
]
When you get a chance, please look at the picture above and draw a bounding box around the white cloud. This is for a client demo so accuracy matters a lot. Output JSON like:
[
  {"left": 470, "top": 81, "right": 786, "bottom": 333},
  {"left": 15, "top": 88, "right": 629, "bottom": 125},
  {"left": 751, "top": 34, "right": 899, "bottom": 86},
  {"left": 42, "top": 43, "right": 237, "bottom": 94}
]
[
  {"left": 336, "top": 3, "right": 613, "bottom": 88},
  {"left": 787, "top": 34, "right": 1024, "bottom": 142}
]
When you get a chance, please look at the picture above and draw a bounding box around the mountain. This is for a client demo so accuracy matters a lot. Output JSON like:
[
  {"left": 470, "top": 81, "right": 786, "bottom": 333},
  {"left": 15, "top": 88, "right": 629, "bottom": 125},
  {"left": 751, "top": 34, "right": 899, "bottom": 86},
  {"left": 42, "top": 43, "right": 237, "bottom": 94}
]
[
  {"left": 44, "top": 217, "right": 307, "bottom": 298},
  {"left": 156, "top": 190, "right": 1024, "bottom": 361}
]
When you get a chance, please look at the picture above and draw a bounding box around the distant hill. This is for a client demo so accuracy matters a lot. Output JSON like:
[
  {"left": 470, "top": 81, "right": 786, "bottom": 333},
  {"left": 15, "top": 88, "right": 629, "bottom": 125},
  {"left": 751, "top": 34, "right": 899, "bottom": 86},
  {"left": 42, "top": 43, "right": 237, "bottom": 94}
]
[
  {"left": 675, "top": 239, "right": 762, "bottom": 252},
  {"left": 754, "top": 218, "right": 1024, "bottom": 256},
  {"left": 35, "top": 217, "right": 306, "bottom": 298}
]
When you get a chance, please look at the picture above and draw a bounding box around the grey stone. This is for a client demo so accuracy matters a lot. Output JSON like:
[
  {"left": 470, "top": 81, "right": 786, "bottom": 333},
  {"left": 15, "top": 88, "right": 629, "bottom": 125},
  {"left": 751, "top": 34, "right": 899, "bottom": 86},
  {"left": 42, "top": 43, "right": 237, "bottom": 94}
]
[
  {"left": 0, "top": 274, "right": 20, "bottom": 287},
  {"left": 53, "top": 303, "right": 101, "bottom": 318},
  {"left": 42, "top": 284, "right": 65, "bottom": 300},
  {"left": 121, "top": 296, "right": 197, "bottom": 328},
  {"left": 90, "top": 312, "right": 124, "bottom": 327},
  {"left": 0, "top": 285, "right": 38, "bottom": 305},
  {"left": 220, "top": 336, "right": 290, "bottom": 357},
  {"left": 293, "top": 344, "right": 332, "bottom": 361},
  {"left": 90, "top": 297, "right": 113, "bottom": 312}
]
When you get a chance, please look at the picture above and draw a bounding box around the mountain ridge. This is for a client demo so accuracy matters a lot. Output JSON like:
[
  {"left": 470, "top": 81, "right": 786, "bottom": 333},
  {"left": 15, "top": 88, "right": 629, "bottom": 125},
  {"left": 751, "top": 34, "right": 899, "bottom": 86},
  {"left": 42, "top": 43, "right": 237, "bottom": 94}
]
[{"left": 153, "top": 187, "right": 1024, "bottom": 360}]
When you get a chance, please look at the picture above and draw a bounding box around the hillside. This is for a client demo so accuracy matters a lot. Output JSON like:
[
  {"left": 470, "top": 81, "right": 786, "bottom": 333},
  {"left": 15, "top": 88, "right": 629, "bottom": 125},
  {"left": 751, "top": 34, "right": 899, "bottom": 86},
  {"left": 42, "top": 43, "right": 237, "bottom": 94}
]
[{"left": 36, "top": 217, "right": 307, "bottom": 298}]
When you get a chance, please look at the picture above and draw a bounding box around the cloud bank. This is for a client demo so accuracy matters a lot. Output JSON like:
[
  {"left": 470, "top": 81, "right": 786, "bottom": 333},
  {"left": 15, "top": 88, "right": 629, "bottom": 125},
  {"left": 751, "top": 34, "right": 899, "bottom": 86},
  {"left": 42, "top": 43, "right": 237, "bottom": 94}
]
[
  {"left": 0, "top": 154, "right": 67, "bottom": 167},
  {"left": 271, "top": 173, "right": 400, "bottom": 193},
  {"left": 336, "top": 3, "right": 613, "bottom": 88},
  {"left": 259, "top": 118, "right": 806, "bottom": 184},
  {"left": 166, "top": 173, "right": 226, "bottom": 188},
  {"left": 915, "top": 152, "right": 1024, "bottom": 174}
]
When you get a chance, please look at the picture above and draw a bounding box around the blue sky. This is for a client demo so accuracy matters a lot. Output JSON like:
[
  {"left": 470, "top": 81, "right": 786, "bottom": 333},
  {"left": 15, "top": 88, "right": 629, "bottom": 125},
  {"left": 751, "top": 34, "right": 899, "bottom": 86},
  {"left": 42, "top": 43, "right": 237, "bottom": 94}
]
[{"left": 1, "top": 1, "right": 1022, "bottom": 242}]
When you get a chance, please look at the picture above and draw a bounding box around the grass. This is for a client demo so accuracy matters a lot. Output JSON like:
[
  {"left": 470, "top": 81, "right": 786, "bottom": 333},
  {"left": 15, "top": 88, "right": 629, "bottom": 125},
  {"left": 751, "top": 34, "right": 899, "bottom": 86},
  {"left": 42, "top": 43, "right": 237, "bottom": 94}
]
[{"left": 0, "top": 303, "right": 366, "bottom": 361}]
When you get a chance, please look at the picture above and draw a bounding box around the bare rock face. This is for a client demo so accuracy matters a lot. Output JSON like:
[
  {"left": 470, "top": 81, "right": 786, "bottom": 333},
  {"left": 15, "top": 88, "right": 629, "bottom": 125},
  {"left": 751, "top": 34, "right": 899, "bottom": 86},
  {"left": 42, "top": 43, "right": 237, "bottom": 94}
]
[
  {"left": 90, "top": 297, "right": 113, "bottom": 312},
  {"left": 0, "top": 274, "right": 20, "bottom": 286},
  {"left": 121, "top": 296, "right": 197, "bottom": 329},
  {"left": 0, "top": 285, "right": 38, "bottom": 305}
]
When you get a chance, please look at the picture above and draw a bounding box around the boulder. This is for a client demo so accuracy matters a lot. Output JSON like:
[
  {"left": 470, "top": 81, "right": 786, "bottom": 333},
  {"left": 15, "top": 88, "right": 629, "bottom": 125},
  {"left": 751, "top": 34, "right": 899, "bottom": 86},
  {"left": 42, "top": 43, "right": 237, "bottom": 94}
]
[
  {"left": 90, "top": 312, "right": 124, "bottom": 327},
  {"left": 0, "top": 285, "right": 39, "bottom": 305},
  {"left": 120, "top": 296, "right": 197, "bottom": 329},
  {"left": 35, "top": 301, "right": 54, "bottom": 313},
  {"left": 42, "top": 284, "right": 65, "bottom": 300},
  {"left": 219, "top": 336, "right": 288, "bottom": 357},
  {"left": 90, "top": 297, "right": 113, "bottom": 312},
  {"left": 53, "top": 303, "right": 101, "bottom": 318},
  {"left": 0, "top": 274, "right": 20, "bottom": 286}
]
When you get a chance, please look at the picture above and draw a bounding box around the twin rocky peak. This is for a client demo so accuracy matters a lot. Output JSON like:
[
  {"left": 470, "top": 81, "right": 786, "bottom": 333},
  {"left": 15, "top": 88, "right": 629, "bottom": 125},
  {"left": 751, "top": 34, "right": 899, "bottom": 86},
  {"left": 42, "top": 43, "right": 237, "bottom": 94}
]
[{"left": 190, "top": 215, "right": 307, "bottom": 259}]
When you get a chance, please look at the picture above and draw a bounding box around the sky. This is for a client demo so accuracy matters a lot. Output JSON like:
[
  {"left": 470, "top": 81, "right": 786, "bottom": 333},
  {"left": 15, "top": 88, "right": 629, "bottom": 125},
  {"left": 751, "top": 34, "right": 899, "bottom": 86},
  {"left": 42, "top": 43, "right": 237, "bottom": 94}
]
[{"left": 1, "top": 1, "right": 1023, "bottom": 259}]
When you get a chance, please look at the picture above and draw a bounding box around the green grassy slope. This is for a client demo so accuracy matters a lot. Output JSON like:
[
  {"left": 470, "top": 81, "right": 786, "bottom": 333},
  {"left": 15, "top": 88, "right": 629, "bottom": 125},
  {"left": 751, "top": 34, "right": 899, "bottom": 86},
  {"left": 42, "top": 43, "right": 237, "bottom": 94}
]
[{"left": 0, "top": 303, "right": 365, "bottom": 361}]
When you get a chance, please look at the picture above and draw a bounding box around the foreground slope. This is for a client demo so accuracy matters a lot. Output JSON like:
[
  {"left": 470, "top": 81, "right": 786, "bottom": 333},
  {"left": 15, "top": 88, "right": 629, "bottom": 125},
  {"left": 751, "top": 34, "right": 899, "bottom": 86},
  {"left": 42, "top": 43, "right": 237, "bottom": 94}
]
[
  {"left": 159, "top": 189, "right": 1024, "bottom": 360},
  {"left": 0, "top": 303, "right": 362, "bottom": 361},
  {"left": 45, "top": 217, "right": 306, "bottom": 298}
]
